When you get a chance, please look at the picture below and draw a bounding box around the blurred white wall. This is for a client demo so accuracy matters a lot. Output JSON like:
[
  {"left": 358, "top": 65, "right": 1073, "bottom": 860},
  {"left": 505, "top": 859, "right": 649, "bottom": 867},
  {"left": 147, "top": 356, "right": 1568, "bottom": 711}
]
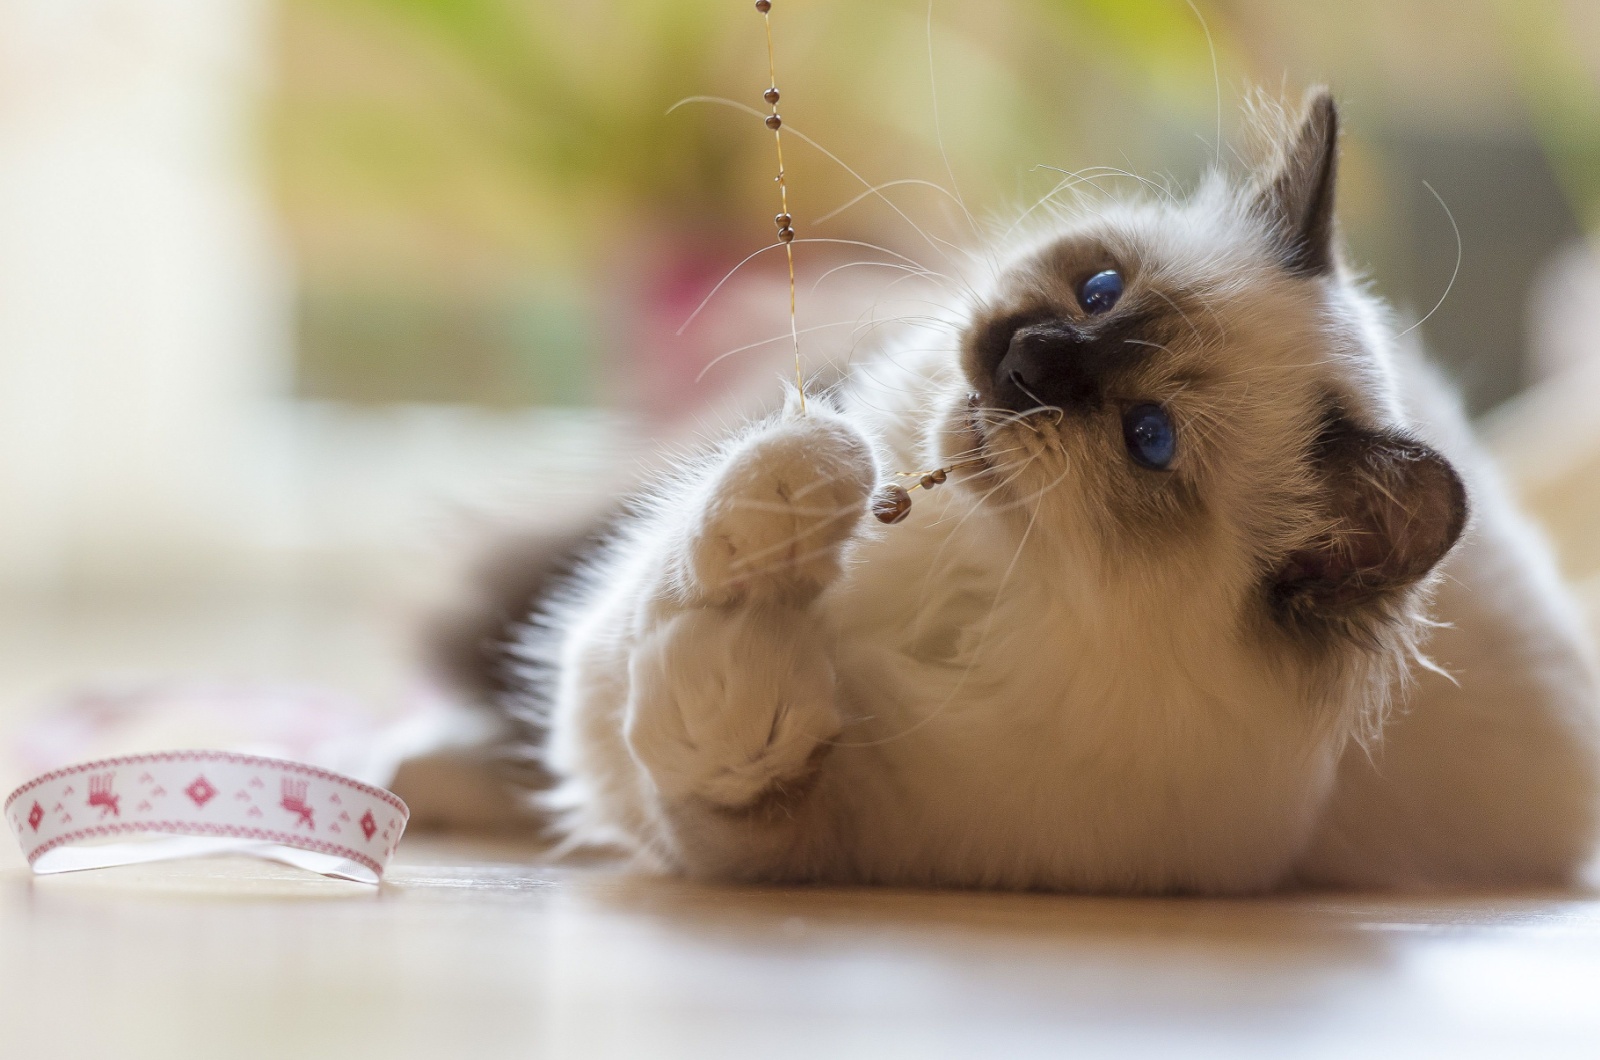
[
  {"left": 0, "top": 0, "right": 288, "bottom": 592},
  {"left": 0, "top": 0, "right": 632, "bottom": 600}
]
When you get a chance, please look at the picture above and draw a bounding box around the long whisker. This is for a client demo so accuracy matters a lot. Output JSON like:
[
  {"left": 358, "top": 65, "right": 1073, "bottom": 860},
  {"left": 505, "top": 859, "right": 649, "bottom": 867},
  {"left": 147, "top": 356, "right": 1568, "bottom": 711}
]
[
  {"left": 1184, "top": 0, "right": 1223, "bottom": 169},
  {"left": 840, "top": 455, "right": 1057, "bottom": 748},
  {"left": 1034, "top": 164, "right": 1179, "bottom": 205},
  {"left": 815, "top": 178, "right": 972, "bottom": 226},
  {"left": 1123, "top": 337, "right": 1174, "bottom": 355},
  {"left": 667, "top": 95, "right": 983, "bottom": 291},
  {"left": 973, "top": 406, "right": 1051, "bottom": 433},
  {"left": 678, "top": 234, "right": 956, "bottom": 342},
  {"left": 1396, "top": 181, "right": 1460, "bottom": 340},
  {"left": 1001, "top": 166, "right": 1171, "bottom": 243},
  {"left": 696, "top": 320, "right": 861, "bottom": 383},
  {"left": 793, "top": 237, "right": 955, "bottom": 281},
  {"left": 724, "top": 499, "right": 865, "bottom": 571},
  {"left": 911, "top": 455, "right": 1040, "bottom": 593},
  {"left": 1004, "top": 373, "right": 1064, "bottom": 426},
  {"left": 925, "top": 0, "right": 987, "bottom": 258},
  {"left": 676, "top": 240, "right": 782, "bottom": 336},
  {"left": 809, "top": 259, "right": 936, "bottom": 294},
  {"left": 1148, "top": 287, "right": 1207, "bottom": 345},
  {"left": 925, "top": 450, "right": 1036, "bottom": 531},
  {"left": 987, "top": 459, "right": 1073, "bottom": 512}
]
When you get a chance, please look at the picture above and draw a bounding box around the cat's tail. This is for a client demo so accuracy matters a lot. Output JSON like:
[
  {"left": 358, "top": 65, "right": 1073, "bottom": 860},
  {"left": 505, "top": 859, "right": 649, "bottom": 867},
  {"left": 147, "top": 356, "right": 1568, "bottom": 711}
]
[{"left": 390, "top": 509, "right": 615, "bottom": 837}]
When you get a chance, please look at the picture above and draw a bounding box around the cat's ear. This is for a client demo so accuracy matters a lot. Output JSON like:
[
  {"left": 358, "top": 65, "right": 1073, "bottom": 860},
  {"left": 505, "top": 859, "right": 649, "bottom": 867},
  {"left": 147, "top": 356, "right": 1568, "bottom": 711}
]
[
  {"left": 1253, "top": 88, "right": 1340, "bottom": 276},
  {"left": 1272, "top": 417, "right": 1468, "bottom": 622}
]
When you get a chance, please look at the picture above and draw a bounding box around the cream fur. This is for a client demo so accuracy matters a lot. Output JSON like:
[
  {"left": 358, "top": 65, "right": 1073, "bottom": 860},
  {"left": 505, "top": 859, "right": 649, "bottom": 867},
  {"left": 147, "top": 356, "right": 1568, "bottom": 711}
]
[{"left": 522, "top": 99, "right": 1600, "bottom": 893}]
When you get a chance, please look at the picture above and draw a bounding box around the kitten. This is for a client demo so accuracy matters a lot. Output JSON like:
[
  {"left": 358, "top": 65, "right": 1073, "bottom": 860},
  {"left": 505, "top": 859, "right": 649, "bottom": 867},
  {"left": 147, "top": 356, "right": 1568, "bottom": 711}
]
[{"left": 502, "top": 90, "right": 1600, "bottom": 892}]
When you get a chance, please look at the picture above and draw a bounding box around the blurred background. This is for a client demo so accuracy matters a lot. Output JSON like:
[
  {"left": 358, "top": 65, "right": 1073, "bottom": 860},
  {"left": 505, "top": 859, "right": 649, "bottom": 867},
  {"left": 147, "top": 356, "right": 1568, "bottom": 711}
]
[{"left": 1, "top": 0, "right": 1599, "bottom": 776}]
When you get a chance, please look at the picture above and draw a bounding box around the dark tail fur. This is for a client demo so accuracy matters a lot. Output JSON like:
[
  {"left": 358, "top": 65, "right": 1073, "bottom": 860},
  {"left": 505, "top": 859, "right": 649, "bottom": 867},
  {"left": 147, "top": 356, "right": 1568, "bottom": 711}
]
[{"left": 395, "top": 513, "right": 614, "bottom": 834}]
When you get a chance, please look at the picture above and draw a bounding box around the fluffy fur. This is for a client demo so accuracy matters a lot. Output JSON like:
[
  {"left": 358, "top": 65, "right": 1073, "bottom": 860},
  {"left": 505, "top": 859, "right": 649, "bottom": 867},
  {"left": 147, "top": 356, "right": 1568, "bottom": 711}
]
[{"left": 510, "top": 91, "right": 1600, "bottom": 893}]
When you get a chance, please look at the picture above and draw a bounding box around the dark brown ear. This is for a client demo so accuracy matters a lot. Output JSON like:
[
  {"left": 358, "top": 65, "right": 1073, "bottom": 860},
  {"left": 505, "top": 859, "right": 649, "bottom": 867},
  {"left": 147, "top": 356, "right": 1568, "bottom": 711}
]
[
  {"left": 1254, "top": 89, "right": 1340, "bottom": 276},
  {"left": 1272, "top": 416, "right": 1468, "bottom": 621}
]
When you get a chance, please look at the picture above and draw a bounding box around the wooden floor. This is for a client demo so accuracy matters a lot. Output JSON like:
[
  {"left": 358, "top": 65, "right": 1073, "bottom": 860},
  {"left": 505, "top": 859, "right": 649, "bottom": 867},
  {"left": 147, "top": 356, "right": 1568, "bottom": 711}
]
[
  {"left": 3, "top": 835, "right": 1600, "bottom": 1059},
  {"left": 4, "top": 488, "right": 1600, "bottom": 1060}
]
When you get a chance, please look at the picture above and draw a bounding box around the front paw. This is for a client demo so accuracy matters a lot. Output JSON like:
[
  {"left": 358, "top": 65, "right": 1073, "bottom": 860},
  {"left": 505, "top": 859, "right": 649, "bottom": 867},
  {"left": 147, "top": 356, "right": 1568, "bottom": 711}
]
[
  {"left": 625, "top": 606, "right": 840, "bottom": 810},
  {"left": 684, "top": 408, "right": 876, "bottom": 603}
]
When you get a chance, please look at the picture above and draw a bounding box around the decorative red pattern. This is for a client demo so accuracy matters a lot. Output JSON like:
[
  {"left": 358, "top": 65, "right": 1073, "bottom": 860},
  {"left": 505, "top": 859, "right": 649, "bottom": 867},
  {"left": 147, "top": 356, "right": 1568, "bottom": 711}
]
[
  {"left": 87, "top": 774, "right": 120, "bottom": 818},
  {"left": 21, "top": 820, "right": 387, "bottom": 878},
  {"left": 186, "top": 775, "right": 217, "bottom": 807},
  {"left": 5, "top": 751, "right": 407, "bottom": 815},
  {"left": 279, "top": 779, "right": 315, "bottom": 829}
]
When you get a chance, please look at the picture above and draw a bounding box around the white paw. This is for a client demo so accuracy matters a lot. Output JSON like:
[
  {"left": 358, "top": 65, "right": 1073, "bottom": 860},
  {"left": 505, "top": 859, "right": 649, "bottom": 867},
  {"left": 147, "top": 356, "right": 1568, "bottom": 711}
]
[
  {"left": 624, "top": 605, "right": 840, "bottom": 809},
  {"left": 684, "top": 409, "right": 876, "bottom": 603}
]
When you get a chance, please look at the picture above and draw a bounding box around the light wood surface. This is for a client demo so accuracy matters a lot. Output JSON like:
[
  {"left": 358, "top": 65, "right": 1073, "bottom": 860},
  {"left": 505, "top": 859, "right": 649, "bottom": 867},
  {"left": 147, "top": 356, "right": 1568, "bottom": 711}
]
[{"left": 3, "top": 836, "right": 1599, "bottom": 1059}]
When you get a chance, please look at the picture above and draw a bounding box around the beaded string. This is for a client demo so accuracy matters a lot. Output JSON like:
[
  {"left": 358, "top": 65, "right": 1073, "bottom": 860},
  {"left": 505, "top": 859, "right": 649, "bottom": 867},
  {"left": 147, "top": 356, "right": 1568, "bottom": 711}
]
[
  {"left": 755, "top": 0, "right": 804, "bottom": 414},
  {"left": 751, "top": 0, "right": 963, "bottom": 524},
  {"left": 871, "top": 458, "right": 986, "bottom": 524}
]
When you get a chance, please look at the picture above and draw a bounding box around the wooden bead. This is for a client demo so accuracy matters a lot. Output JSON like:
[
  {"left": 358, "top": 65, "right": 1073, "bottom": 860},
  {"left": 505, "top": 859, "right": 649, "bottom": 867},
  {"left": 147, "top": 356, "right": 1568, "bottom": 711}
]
[
  {"left": 930, "top": 467, "right": 947, "bottom": 484},
  {"left": 872, "top": 484, "right": 912, "bottom": 524},
  {"left": 765, "top": 114, "right": 782, "bottom": 130},
  {"left": 764, "top": 87, "right": 780, "bottom": 105},
  {"left": 777, "top": 226, "right": 795, "bottom": 243},
  {"left": 755, "top": 0, "right": 771, "bottom": 12}
]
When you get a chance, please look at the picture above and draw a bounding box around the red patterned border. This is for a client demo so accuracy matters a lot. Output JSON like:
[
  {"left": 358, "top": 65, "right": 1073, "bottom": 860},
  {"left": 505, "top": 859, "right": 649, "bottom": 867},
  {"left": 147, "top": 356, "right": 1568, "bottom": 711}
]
[
  {"left": 4, "top": 750, "right": 408, "bottom": 816},
  {"left": 23, "top": 819, "right": 386, "bottom": 878}
]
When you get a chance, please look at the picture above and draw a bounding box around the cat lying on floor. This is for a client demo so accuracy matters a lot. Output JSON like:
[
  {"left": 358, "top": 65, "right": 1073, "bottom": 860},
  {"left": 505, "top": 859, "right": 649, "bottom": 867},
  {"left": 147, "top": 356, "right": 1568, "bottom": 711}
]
[{"left": 470, "top": 90, "right": 1600, "bottom": 893}]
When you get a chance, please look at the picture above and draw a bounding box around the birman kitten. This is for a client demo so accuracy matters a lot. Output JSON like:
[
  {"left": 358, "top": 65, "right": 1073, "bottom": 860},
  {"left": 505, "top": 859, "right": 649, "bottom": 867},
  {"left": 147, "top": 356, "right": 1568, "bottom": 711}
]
[{"left": 507, "top": 90, "right": 1600, "bottom": 892}]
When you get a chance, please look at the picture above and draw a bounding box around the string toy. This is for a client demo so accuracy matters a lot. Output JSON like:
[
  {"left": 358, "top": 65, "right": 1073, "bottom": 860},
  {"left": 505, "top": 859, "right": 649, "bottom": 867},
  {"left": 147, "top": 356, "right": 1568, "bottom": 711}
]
[
  {"left": 755, "top": 0, "right": 804, "bottom": 414},
  {"left": 873, "top": 456, "right": 988, "bottom": 524},
  {"left": 748, "top": 0, "right": 965, "bottom": 525}
]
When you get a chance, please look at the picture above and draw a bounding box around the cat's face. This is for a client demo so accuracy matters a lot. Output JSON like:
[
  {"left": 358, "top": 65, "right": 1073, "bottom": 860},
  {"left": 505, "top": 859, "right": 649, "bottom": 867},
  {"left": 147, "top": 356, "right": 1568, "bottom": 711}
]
[{"left": 945, "top": 92, "right": 1466, "bottom": 659}]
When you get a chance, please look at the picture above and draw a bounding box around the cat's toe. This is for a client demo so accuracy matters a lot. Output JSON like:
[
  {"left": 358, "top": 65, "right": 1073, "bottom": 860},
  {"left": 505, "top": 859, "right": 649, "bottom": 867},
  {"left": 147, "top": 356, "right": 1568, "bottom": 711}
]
[
  {"left": 686, "top": 409, "right": 877, "bottom": 601},
  {"left": 625, "top": 605, "right": 839, "bottom": 809}
]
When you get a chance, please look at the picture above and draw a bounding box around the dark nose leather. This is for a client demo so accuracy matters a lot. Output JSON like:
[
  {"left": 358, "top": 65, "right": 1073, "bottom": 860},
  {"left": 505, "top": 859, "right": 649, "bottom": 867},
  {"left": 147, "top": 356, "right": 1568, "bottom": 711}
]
[{"left": 994, "top": 319, "right": 1104, "bottom": 413}]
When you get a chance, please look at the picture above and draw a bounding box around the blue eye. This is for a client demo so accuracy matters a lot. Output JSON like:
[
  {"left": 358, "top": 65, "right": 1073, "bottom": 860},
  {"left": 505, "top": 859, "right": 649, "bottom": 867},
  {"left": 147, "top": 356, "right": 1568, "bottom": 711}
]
[
  {"left": 1078, "top": 269, "right": 1124, "bottom": 314},
  {"left": 1122, "top": 403, "right": 1175, "bottom": 470}
]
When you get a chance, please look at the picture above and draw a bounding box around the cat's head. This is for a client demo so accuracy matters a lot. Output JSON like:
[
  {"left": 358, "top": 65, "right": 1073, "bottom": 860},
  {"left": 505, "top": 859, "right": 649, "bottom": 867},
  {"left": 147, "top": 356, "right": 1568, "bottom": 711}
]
[{"left": 945, "top": 89, "right": 1467, "bottom": 683}]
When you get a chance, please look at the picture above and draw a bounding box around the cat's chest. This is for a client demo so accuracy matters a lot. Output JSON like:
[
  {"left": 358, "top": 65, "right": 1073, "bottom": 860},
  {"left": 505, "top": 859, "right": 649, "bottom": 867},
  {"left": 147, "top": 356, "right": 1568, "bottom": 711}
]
[
  {"left": 825, "top": 603, "right": 1337, "bottom": 890},
  {"left": 824, "top": 486, "right": 1315, "bottom": 757},
  {"left": 816, "top": 490, "right": 1339, "bottom": 888},
  {"left": 829, "top": 522, "right": 1163, "bottom": 706},
  {"left": 828, "top": 564, "right": 1214, "bottom": 764}
]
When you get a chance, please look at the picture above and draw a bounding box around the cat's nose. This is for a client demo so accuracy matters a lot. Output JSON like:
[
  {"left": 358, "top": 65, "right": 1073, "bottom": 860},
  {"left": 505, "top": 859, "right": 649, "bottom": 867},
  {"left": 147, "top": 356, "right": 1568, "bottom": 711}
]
[{"left": 994, "top": 320, "right": 1101, "bottom": 413}]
